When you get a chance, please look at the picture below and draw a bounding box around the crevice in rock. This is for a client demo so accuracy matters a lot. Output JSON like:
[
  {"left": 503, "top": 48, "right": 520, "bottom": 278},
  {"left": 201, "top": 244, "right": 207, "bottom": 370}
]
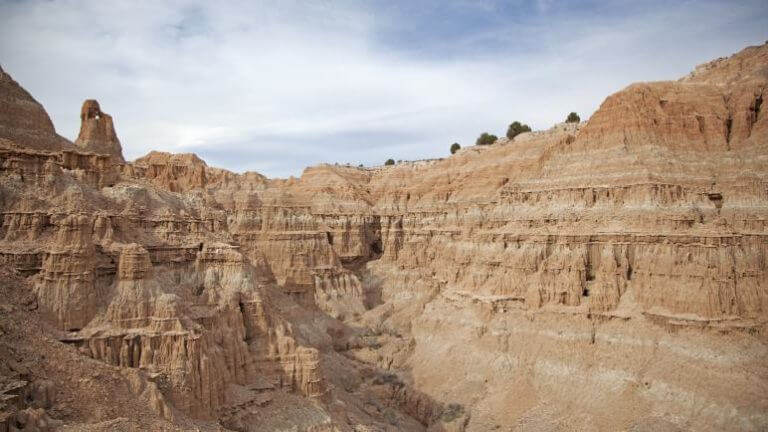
[
  {"left": 367, "top": 216, "right": 383, "bottom": 260},
  {"left": 708, "top": 192, "right": 723, "bottom": 210},
  {"left": 585, "top": 266, "right": 595, "bottom": 282},
  {"left": 370, "top": 240, "right": 382, "bottom": 255},
  {"left": 585, "top": 244, "right": 597, "bottom": 282},
  {"left": 238, "top": 300, "right": 251, "bottom": 342},
  {"left": 748, "top": 93, "right": 763, "bottom": 138}
]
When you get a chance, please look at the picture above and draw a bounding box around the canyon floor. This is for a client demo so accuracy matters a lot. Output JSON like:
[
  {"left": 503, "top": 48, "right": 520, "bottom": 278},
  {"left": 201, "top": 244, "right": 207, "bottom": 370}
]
[{"left": 0, "top": 42, "right": 767, "bottom": 432}]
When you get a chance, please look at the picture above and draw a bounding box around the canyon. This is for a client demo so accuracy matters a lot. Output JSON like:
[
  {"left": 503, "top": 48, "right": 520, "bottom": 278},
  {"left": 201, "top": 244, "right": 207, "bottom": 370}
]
[{"left": 0, "top": 42, "right": 766, "bottom": 432}]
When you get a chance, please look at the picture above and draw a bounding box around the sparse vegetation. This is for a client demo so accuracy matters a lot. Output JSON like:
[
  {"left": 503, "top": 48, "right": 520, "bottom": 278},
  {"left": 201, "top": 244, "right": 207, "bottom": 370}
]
[
  {"left": 373, "top": 372, "right": 402, "bottom": 386},
  {"left": 441, "top": 403, "right": 465, "bottom": 423},
  {"left": 450, "top": 142, "right": 461, "bottom": 154},
  {"left": 566, "top": 112, "right": 580, "bottom": 123},
  {"left": 475, "top": 132, "right": 498, "bottom": 146},
  {"left": 384, "top": 159, "right": 395, "bottom": 166},
  {"left": 506, "top": 121, "right": 531, "bottom": 140},
  {"left": 383, "top": 408, "right": 399, "bottom": 426}
]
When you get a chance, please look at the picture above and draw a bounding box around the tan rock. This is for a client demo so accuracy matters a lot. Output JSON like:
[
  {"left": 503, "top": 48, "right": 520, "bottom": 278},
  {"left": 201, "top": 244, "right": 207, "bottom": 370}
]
[
  {"left": 0, "top": 66, "right": 73, "bottom": 152},
  {"left": 0, "top": 42, "right": 767, "bottom": 432},
  {"left": 74, "top": 100, "right": 125, "bottom": 163}
]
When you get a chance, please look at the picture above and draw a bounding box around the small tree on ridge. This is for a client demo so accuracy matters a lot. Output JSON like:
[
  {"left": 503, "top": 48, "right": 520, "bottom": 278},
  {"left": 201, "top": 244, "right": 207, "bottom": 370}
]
[
  {"left": 475, "top": 132, "right": 498, "bottom": 146},
  {"left": 506, "top": 121, "right": 531, "bottom": 140}
]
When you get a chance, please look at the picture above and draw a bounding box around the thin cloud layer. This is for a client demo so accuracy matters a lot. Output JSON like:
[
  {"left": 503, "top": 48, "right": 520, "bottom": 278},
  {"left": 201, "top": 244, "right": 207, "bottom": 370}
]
[{"left": 1, "top": 0, "right": 766, "bottom": 177}]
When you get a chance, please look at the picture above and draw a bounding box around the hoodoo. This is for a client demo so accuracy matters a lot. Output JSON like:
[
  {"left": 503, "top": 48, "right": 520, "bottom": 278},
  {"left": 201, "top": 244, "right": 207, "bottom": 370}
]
[{"left": 74, "top": 99, "right": 125, "bottom": 162}]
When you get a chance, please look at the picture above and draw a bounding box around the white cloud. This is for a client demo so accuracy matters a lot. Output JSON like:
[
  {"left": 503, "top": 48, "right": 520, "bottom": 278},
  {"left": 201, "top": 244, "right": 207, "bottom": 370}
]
[{"left": 1, "top": 0, "right": 766, "bottom": 177}]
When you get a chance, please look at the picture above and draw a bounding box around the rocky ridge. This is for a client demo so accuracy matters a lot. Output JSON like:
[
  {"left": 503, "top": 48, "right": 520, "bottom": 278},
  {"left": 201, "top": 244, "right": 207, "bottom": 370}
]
[{"left": 0, "top": 42, "right": 766, "bottom": 431}]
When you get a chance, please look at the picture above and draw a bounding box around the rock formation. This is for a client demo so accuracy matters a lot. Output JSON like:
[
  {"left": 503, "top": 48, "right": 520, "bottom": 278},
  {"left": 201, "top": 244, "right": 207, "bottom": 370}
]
[
  {"left": 1, "top": 42, "right": 767, "bottom": 431},
  {"left": 0, "top": 66, "right": 73, "bottom": 152},
  {"left": 74, "top": 99, "right": 125, "bottom": 163}
]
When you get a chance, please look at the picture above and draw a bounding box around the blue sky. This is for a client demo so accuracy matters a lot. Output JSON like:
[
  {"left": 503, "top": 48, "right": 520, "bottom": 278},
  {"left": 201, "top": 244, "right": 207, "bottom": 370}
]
[{"left": 1, "top": 0, "right": 766, "bottom": 177}]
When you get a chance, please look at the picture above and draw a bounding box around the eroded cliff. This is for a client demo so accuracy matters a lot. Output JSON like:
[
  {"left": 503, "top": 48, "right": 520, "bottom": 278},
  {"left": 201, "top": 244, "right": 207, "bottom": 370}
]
[{"left": 0, "top": 43, "right": 766, "bottom": 432}]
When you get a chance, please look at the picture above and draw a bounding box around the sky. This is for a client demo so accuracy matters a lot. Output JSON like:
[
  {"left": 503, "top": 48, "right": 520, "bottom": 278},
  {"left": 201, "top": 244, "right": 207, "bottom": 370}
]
[{"left": 0, "top": 0, "right": 766, "bottom": 178}]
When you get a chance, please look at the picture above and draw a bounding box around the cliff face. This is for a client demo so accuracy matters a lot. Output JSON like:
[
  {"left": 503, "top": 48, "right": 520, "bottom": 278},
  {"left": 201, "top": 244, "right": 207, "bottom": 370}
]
[
  {"left": 0, "top": 66, "right": 73, "bottom": 152},
  {"left": 1, "top": 43, "right": 767, "bottom": 432}
]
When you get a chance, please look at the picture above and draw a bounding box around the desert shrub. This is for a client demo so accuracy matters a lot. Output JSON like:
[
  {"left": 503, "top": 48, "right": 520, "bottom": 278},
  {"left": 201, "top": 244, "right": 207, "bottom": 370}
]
[
  {"left": 566, "top": 112, "right": 580, "bottom": 123},
  {"left": 384, "top": 159, "right": 395, "bottom": 166},
  {"left": 373, "top": 372, "right": 401, "bottom": 386},
  {"left": 383, "top": 408, "right": 399, "bottom": 425},
  {"left": 363, "top": 336, "right": 382, "bottom": 349},
  {"left": 441, "top": 403, "right": 465, "bottom": 423},
  {"left": 506, "top": 121, "right": 531, "bottom": 139},
  {"left": 475, "top": 132, "right": 498, "bottom": 146},
  {"left": 450, "top": 142, "right": 461, "bottom": 154}
]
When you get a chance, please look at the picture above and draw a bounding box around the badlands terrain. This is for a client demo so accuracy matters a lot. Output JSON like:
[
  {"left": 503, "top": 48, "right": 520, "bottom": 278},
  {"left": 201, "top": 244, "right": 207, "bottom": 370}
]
[{"left": 0, "top": 42, "right": 767, "bottom": 431}]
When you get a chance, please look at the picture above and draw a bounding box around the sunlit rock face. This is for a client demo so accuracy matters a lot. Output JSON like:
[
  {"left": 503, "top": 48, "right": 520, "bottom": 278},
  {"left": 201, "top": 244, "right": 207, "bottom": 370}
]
[{"left": 0, "top": 42, "right": 767, "bottom": 432}]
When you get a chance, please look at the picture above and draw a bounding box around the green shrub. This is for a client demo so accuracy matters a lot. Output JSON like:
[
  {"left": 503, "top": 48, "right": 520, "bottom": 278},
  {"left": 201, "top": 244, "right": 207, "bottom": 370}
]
[
  {"left": 384, "top": 159, "right": 395, "bottom": 166},
  {"left": 506, "top": 121, "right": 531, "bottom": 140},
  {"left": 450, "top": 142, "right": 461, "bottom": 154},
  {"left": 566, "top": 112, "right": 580, "bottom": 123},
  {"left": 475, "top": 132, "right": 498, "bottom": 146}
]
